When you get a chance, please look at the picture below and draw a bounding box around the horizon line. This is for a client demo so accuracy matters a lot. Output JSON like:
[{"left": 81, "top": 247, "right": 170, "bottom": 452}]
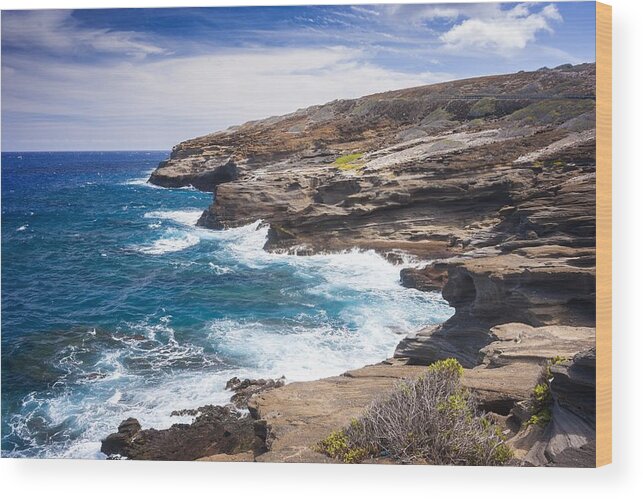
[{"left": 1, "top": 149, "right": 171, "bottom": 154}]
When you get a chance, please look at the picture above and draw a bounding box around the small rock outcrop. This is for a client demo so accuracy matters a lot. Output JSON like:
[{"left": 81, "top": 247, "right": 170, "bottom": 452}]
[
  {"left": 225, "top": 376, "right": 286, "bottom": 409},
  {"left": 400, "top": 264, "right": 448, "bottom": 292},
  {"left": 100, "top": 405, "right": 256, "bottom": 461},
  {"left": 395, "top": 251, "right": 596, "bottom": 367},
  {"left": 480, "top": 323, "right": 596, "bottom": 367}
]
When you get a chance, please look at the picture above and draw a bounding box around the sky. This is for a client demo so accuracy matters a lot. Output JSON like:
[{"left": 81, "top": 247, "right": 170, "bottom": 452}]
[{"left": 1, "top": 2, "right": 596, "bottom": 151}]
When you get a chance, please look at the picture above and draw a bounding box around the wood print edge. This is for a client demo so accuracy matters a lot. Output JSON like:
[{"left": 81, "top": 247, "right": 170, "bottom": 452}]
[{"left": 596, "top": 0, "right": 612, "bottom": 467}]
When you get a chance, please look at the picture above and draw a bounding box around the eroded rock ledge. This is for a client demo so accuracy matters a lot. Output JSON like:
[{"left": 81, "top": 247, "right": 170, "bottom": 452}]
[{"left": 136, "top": 63, "right": 598, "bottom": 466}]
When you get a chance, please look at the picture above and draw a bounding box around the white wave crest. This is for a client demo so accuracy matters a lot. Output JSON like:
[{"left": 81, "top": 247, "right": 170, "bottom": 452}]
[
  {"left": 134, "top": 231, "right": 199, "bottom": 255},
  {"left": 209, "top": 263, "right": 233, "bottom": 275},
  {"left": 144, "top": 209, "right": 203, "bottom": 227}
]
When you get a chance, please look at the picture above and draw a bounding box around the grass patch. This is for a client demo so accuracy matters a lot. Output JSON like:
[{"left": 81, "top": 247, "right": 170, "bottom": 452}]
[
  {"left": 506, "top": 99, "right": 594, "bottom": 125},
  {"left": 468, "top": 97, "right": 497, "bottom": 118},
  {"left": 421, "top": 107, "right": 454, "bottom": 125},
  {"left": 315, "top": 358, "right": 513, "bottom": 465},
  {"left": 334, "top": 153, "right": 365, "bottom": 172}
]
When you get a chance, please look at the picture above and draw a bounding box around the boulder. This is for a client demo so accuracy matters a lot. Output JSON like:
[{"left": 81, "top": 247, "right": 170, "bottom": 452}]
[{"left": 100, "top": 418, "right": 141, "bottom": 457}]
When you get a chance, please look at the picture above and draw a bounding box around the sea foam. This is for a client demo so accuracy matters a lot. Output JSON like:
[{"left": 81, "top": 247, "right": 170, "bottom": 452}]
[
  {"left": 144, "top": 209, "right": 203, "bottom": 226},
  {"left": 134, "top": 231, "right": 200, "bottom": 255}
]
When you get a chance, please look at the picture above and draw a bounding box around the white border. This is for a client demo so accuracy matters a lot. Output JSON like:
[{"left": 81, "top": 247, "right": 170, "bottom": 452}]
[{"left": 1, "top": 0, "right": 641, "bottom": 497}]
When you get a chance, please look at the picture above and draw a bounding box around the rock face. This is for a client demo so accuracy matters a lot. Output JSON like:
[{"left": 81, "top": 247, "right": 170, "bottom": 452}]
[
  {"left": 400, "top": 263, "right": 448, "bottom": 292},
  {"left": 480, "top": 323, "right": 596, "bottom": 367},
  {"left": 395, "top": 248, "right": 595, "bottom": 367},
  {"left": 144, "top": 64, "right": 597, "bottom": 466},
  {"left": 100, "top": 405, "right": 256, "bottom": 461},
  {"left": 149, "top": 157, "right": 238, "bottom": 191}
]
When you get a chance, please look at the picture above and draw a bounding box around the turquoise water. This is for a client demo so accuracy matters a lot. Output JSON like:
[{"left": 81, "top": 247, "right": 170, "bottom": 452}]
[{"left": 1, "top": 151, "right": 453, "bottom": 458}]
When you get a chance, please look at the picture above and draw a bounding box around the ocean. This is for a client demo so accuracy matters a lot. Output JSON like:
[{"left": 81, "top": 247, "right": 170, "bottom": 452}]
[{"left": 1, "top": 151, "right": 453, "bottom": 459}]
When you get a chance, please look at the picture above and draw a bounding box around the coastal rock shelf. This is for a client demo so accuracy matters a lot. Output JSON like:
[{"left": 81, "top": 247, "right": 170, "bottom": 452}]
[{"left": 138, "top": 63, "right": 598, "bottom": 466}]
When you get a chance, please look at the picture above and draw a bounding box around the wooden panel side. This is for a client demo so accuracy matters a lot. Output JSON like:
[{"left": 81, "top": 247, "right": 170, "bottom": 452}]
[{"left": 596, "top": 1, "right": 612, "bottom": 468}]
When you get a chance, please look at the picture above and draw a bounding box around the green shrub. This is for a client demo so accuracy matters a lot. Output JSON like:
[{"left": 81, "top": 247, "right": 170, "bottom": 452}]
[
  {"left": 526, "top": 409, "right": 552, "bottom": 427},
  {"left": 550, "top": 355, "right": 568, "bottom": 365},
  {"left": 526, "top": 381, "right": 553, "bottom": 427},
  {"left": 533, "top": 383, "right": 550, "bottom": 404},
  {"left": 428, "top": 357, "right": 464, "bottom": 378},
  {"left": 315, "top": 430, "right": 370, "bottom": 463},
  {"left": 315, "top": 358, "right": 512, "bottom": 465}
]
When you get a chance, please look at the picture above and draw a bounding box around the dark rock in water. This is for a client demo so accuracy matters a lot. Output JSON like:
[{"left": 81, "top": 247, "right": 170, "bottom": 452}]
[
  {"left": 225, "top": 376, "right": 286, "bottom": 409},
  {"left": 170, "top": 408, "right": 199, "bottom": 417},
  {"left": 100, "top": 405, "right": 255, "bottom": 461},
  {"left": 100, "top": 418, "right": 141, "bottom": 457}
]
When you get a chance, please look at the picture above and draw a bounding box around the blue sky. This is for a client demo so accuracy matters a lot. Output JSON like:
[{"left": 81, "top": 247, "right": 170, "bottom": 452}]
[{"left": 1, "top": 2, "right": 596, "bottom": 151}]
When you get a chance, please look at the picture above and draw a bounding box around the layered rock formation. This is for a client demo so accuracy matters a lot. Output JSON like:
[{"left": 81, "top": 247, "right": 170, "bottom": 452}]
[
  {"left": 151, "top": 66, "right": 594, "bottom": 253},
  {"left": 139, "top": 63, "right": 597, "bottom": 466}
]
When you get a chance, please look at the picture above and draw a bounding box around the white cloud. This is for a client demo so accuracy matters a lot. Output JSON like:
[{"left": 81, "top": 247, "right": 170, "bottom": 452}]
[
  {"left": 2, "top": 46, "right": 452, "bottom": 150},
  {"left": 440, "top": 3, "right": 563, "bottom": 55},
  {"left": 384, "top": 4, "right": 462, "bottom": 23},
  {"left": 1, "top": 10, "right": 167, "bottom": 58}
]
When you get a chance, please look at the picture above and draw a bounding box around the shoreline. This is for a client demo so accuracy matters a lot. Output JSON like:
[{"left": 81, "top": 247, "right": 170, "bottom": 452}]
[
  {"left": 100, "top": 230, "right": 596, "bottom": 466},
  {"left": 103, "top": 63, "right": 598, "bottom": 466}
]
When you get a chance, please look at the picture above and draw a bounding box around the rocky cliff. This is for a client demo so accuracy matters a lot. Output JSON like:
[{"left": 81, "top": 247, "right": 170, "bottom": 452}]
[{"left": 140, "top": 63, "right": 597, "bottom": 466}]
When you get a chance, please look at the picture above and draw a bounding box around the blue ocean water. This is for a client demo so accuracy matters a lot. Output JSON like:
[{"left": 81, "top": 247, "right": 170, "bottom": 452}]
[{"left": 1, "top": 151, "right": 453, "bottom": 459}]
